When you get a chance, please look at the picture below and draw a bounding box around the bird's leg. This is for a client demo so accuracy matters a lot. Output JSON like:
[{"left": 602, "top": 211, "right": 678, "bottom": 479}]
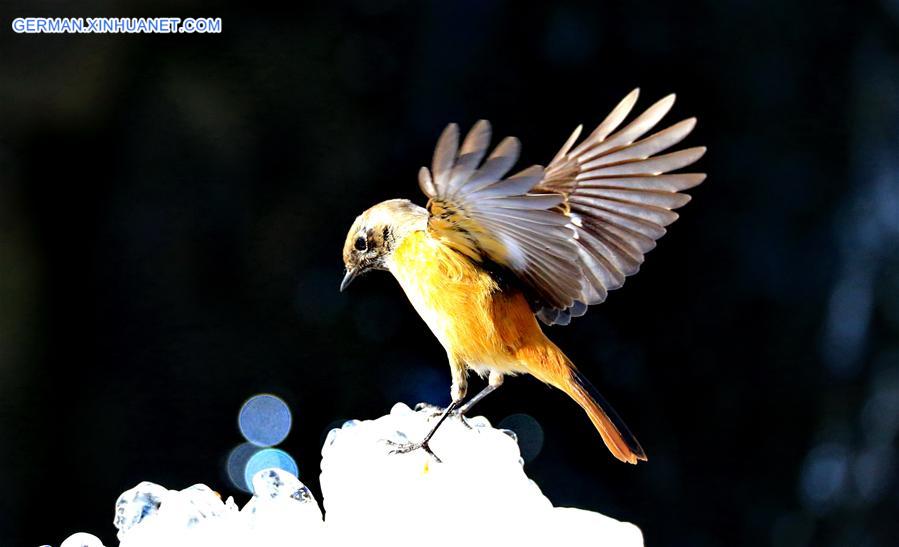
[
  {"left": 415, "top": 354, "right": 469, "bottom": 416},
  {"left": 387, "top": 359, "right": 468, "bottom": 462},
  {"left": 458, "top": 371, "right": 504, "bottom": 416}
]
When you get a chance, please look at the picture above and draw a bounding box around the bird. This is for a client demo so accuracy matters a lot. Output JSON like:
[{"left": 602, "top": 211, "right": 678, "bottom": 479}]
[{"left": 341, "top": 89, "right": 706, "bottom": 464}]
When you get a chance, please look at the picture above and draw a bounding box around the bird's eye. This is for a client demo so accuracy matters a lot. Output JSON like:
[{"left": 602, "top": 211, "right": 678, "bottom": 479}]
[{"left": 354, "top": 236, "right": 367, "bottom": 251}]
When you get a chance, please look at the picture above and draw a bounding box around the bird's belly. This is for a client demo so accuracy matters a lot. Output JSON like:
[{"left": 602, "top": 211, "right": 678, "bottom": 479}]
[
  {"left": 399, "top": 280, "right": 458, "bottom": 349},
  {"left": 390, "top": 253, "right": 491, "bottom": 352},
  {"left": 388, "top": 232, "right": 542, "bottom": 375}
]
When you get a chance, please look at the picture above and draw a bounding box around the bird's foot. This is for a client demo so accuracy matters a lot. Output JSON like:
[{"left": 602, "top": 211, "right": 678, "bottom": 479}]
[
  {"left": 454, "top": 404, "right": 476, "bottom": 428},
  {"left": 414, "top": 402, "right": 471, "bottom": 428},
  {"left": 385, "top": 439, "right": 442, "bottom": 463},
  {"left": 415, "top": 401, "right": 461, "bottom": 418}
]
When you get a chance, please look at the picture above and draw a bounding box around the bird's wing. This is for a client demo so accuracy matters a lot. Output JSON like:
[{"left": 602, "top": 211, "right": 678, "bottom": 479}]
[
  {"left": 419, "top": 89, "right": 705, "bottom": 326},
  {"left": 534, "top": 89, "right": 706, "bottom": 324},
  {"left": 419, "top": 121, "right": 585, "bottom": 315}
]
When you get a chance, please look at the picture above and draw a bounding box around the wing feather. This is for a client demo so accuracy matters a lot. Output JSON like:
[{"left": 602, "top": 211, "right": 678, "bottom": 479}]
[
  {"left": 533, "top": 89, "right": 706, "bottom": 324},
  {"left": 580, "top": 147, "right": 707, "bottom": 176},
  {"left": 576, "top": 188, "right": 692, "bottom": 209},
  {"left": 570, "top": 195, "right": 680, "bottom": 226},
  {"left": 576, "top": 174, "right": 706, "bottom": 192},
  {"left": 432, "top": 124, "right": 459, "bottom": 188},
  {"left": 419, "top": 90, "right": 705, "bottom": 325},
  {"left": 465, "top": 137, "right": 521, "bottom": 193},
  {"left": 575, "top": 94, "right": 676, "bottom": 164}
]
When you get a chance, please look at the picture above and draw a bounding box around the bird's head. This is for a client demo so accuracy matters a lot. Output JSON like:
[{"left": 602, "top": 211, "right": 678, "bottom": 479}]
[{"left": 341, "top": 199, "right": 427, "bottom": 291}]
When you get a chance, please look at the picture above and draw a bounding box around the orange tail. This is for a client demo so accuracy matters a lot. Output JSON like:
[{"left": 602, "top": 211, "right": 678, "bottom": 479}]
[
  {"left": 564, "top": 367, "right": 647, "bottom": 464},
  {"left": 530, "top": 347, "right": 647, "bottom": 464}
]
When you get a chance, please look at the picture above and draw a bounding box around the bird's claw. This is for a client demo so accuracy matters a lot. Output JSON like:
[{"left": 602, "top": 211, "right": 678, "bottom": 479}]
[
  {"left": 385, "top": 439, "right": 443, "bottom": 463},
  {"left": 414, "top": 402, "right": 470, "bottom": 427},
  {"left": 447, "top": 408, "right": 472, "bottom": 428}
]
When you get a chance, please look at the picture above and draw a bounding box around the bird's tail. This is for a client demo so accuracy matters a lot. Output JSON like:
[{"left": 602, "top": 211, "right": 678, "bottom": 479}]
[
  {"left": 565, "top": 367, "right": 647, "bottom": 464},
  {"left": 531, "top": 346, "right": 647, "bottom": 464}
]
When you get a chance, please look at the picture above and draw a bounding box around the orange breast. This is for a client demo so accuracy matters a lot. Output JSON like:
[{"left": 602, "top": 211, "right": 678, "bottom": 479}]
[{"left": 387, "top": 230, "right": 553, "bottom": 375}]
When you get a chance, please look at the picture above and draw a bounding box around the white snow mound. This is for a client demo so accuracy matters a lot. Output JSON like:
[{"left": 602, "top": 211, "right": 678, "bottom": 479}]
[{"left": 59, "top": 403, "right": 643, "bottom": 547}]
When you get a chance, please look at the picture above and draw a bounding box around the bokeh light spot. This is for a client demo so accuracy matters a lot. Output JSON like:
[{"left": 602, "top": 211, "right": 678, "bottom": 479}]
[
  {"left": 226, "top": 442, "right": 261, "bottom": 493},
  {"left": 499, "top": 413, "right": 545, "bottom": 464},
  {"left": 799, "top": 442, "right": 850, "bottom": 512},
  {"left": 238, "top": 394, "right": 292, "bottom": 447},
  {"left": 243, "top": 448, "right": 299, "bottom": 493}
]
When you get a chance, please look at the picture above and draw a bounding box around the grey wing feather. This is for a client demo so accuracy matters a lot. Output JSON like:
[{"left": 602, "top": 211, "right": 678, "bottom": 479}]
[
  {"left": 536, "top": 88, "right": 707, "bottom": 325},
  {"left": 418, "top": 90, "right": 706, "bottom": 326},
  {"left": 420, "top": 121, "right": 584, "bottom": 312}
]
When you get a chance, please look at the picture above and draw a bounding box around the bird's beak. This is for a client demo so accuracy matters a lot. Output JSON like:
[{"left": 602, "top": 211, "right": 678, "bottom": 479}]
[{"left": 340, "top": 268, "right": 357, "bottom": 292}]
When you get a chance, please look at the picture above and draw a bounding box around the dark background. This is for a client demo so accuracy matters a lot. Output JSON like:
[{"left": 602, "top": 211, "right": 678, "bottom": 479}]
[{"left": 2, "top": 1, "right": 898, "bottom": 546}]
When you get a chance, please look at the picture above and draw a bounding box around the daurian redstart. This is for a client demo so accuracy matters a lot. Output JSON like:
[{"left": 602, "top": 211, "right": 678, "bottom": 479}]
[{"left": 342, "top": 89, "right": 705, "bottom": 463}]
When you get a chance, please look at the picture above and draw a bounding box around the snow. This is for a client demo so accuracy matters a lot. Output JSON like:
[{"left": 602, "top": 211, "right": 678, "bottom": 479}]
[{"left": 57, "top": 403, "right": 643, "bottom": 547}]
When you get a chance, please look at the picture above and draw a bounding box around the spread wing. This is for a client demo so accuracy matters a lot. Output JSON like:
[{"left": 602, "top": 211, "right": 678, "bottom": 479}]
[
  {"left": 419, "top": 89, "right": 706, "bottom": 325},
  {"left": 418, "top": 121, "right": 585, "bottom": 314}
]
